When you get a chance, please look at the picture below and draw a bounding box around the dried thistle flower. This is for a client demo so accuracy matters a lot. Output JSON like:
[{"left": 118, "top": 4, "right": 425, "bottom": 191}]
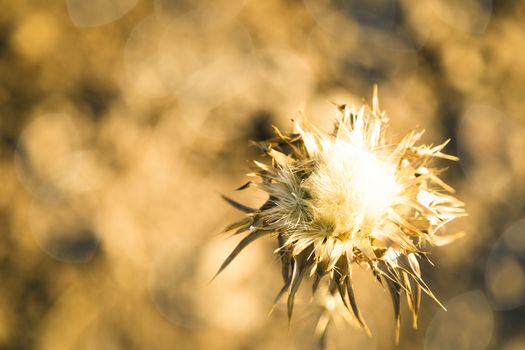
[{"left": 216, "top": 88, "right": 466, "bottom": 344}]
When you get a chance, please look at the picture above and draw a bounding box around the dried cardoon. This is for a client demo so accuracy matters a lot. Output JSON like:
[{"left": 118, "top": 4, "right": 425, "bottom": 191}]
[{"left": 216, "top": 88, "right": 466, "bottom": 344}]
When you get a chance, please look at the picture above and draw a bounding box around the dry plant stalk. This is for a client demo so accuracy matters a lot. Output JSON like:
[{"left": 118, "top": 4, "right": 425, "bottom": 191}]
[{"left": 216, "top": 88, "right": 466, "bottom": 345}]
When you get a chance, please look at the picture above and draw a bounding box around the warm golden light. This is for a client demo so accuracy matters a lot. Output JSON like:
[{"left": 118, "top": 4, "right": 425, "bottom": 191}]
[{"left": 4, "top": 0, "right": 522, "bottom": 348}]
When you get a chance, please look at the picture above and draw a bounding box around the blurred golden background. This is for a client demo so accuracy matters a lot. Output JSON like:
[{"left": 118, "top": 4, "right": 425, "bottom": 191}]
[{"left": 1, "top": 0, "right": 525, "bottom": 349}]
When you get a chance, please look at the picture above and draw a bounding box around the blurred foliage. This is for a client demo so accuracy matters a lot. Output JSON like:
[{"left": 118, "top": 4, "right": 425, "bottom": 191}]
[{"left": 1, "top": 0, "right": 525, "bottom": 349}]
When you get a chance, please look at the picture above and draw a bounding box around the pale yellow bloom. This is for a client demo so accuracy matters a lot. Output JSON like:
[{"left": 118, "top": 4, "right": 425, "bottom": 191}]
[{"left": 216, "top": 88, "right": 466, "bottom": 344}]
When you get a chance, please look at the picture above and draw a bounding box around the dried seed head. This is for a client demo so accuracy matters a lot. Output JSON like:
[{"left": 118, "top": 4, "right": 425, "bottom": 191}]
[{"left": 216, "top": 88, "right": 466, "bottom": 344}]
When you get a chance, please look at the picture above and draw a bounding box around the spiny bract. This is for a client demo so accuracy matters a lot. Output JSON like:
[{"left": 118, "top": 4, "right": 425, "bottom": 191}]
[{"left": 216, "top": 88, "right": 466, "bottom": 344}]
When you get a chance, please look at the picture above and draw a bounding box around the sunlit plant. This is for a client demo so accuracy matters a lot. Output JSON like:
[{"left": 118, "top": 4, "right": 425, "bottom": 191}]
[{"left": 216, "top": 88, "right": 466, "bottom": 345}]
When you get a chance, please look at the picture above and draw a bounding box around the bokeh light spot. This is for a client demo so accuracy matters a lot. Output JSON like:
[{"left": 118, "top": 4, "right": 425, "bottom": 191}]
[
  {"left": 67, "top": 0, "right": 139, "bottom": 27},
  {"left": 486, "top": 218, "right": 525, "bottom": 310},
  {"left": 424, "top": 290, "right": 493, "bottom": 350}
]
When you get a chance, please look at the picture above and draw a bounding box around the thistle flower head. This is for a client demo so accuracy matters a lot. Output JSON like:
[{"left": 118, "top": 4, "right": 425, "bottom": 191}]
[{"left": 217, "top": 88, "right": 466, "bottom": 344}]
